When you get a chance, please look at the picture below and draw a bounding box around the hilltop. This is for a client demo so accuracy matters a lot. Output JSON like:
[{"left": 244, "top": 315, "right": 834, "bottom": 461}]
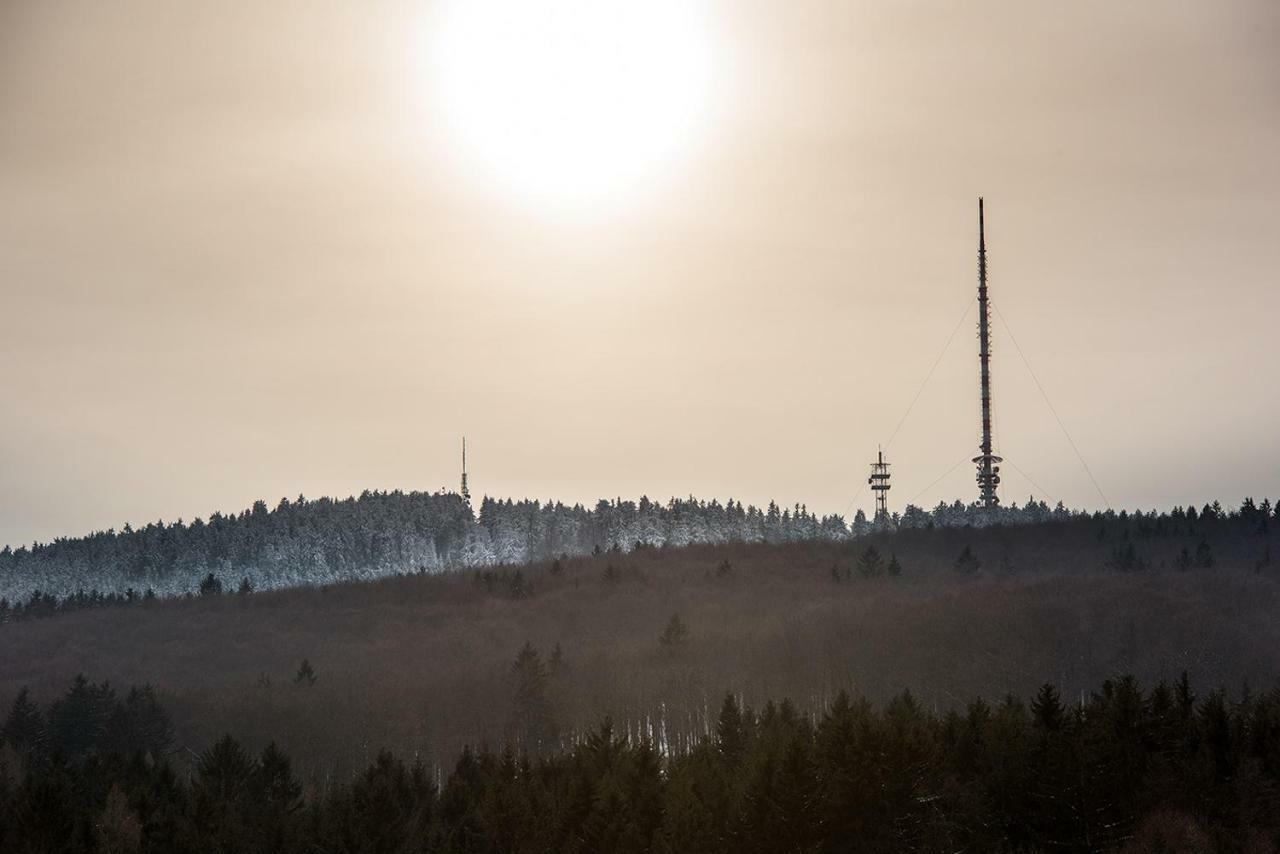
[
  {"left": 2, "top": 504, "right": 1277, "bottom": 779},
  {"left": 7, "top": 487, "right": 1268, "bottom": 605}
]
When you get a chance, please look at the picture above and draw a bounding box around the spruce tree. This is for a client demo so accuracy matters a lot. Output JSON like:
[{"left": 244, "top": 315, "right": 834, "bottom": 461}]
[
  {"left": 659, "top": 614, "right": 689, "bottom": 648},
  {"left": 1, "top": 688, "right": 47, "bottom": 759},
  {"left": 955, "top": 545, "right": 982, "bottom": 574},
  {"left": 198, "top": 573, "right": 223, "bottom": 596},
  {"left": 1031, "top": 683, "right": 1064, "bottom": 731},
  {"left": 857, "top": 545, "right": 884, "bottom": 578},
  {"left": 509, "top": 643, "right": 555, "bottom": 755},
  {"left": 294, "top": 660, "right": 317, "bottom": 686},
  {"left": 715, "top": 694, "right": 747, "bottom": 766}
]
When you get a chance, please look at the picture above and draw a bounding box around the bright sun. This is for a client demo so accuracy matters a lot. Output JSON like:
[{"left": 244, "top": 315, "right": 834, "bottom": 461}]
[{"left": 428, "top": 0, "right": 714, "bottom": 210}]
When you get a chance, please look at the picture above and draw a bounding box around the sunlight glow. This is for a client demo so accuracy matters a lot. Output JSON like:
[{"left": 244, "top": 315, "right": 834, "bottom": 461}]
[{"left": 426, "top": 0, "right": 715, "bottom": 211}]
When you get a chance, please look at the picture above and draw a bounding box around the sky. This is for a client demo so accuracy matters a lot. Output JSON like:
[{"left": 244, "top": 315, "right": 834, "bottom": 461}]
[{"left": 2, "top": 0, "right": 1278, "bottom": 548}]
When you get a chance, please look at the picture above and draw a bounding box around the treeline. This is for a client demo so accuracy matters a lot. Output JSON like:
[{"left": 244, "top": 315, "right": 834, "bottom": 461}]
[
  {"left": 3, "top": 674, "right": 1279, "bottom": 852},
  {"left": 1, "top": 489, "right": 1274, "bottom": 603}
]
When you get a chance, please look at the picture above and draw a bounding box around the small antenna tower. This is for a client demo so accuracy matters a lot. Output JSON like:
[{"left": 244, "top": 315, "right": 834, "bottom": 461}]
[
  {"left": 460, "top": 436, "right": 471, "bottom": 506},
  {"left": 973, "top": 198, "right": 1002, "bottom": 508},
  {"left": 868, "top": 447, "right": 891, "bottom": 523}
]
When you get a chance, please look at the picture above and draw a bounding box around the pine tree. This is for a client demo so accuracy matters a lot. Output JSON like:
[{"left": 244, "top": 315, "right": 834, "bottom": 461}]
[
  {"left": 294, "top": 659, "right": 317, "bottom": 686},
  {"left": 198, "top": 573, "right": 223, "bottom": 596},
  {"left": 47, "top": 674, "right": 115, "bottom": 758},
  {"left": 2, "top": 687, "right": 47, "bottom": 759},
  {"left": 887, "top": 554, "right": 902, "bottom": 577},
  {"left": 107, "top": 685, "right": 173, "bottom": 757},
  {"left": 252, "top": 742, "right": 301, "bottom": 816},
  {"left": 192, "top": 734, "right": 257, "bottom": 848},
  {"left": 715, "top": 694, "right": 747, "bottom": 767},
  {"left": 509, "top": 643, "right": 556, "bottom": 755},
  {"left": 857, "top": 545, "right": 884, "bottom": 578},
  {"left": 659, "top": 614, "right": 689, "bottom": 648}
]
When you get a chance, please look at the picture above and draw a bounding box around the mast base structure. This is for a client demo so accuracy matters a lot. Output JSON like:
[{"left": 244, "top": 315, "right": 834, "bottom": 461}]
[
  {"left": 973, "top": 451, "right": 1002, "bottom": 508},
  {"left": 868, "top": 448, "right": 892, "bottom": 527}
]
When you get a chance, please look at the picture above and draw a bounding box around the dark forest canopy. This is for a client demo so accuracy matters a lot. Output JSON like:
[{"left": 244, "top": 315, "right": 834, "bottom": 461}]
[
  {"left": 3, "top": 672, "right": 1279, "bottom": 852},
  {"left": 1, "top": 488, "right": 1274, "bottom": 603}
]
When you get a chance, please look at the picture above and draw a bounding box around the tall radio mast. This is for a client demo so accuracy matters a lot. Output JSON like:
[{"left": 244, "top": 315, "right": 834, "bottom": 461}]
[{"left": 973, "top": 198, "right": 1002, "bottom": 508}]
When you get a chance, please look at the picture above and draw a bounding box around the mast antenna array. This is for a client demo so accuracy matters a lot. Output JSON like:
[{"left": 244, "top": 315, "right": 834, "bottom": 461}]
[{"left": 868, "top": 447, "right": 891, "bottom": 523}]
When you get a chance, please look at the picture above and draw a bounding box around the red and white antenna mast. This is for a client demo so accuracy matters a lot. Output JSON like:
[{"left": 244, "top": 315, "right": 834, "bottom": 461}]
[
  {"left": 868, "top": 447, "right": 891, "bottom": 523},
  {"left": 973, "top": 198, "right": 1002, "bottom": 508}
]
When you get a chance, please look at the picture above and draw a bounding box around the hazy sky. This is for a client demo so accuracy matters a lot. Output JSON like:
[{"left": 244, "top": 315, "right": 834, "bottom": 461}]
[{"left": 2, "top": 0, "right": 1278, "bottom": 548}]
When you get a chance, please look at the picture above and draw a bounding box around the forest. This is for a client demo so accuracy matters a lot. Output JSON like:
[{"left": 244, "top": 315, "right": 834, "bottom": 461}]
[
  {"left": 2, "top": 499, "right": 1277, "bottom": 851},
  {"left": 0, "top": 485, "right": 1271, "bottom": 603},
  {"left": 1, "top": 503, "right": 1278, "bottom": 791},
  {"left": 2, "top": 670, "right": 1278, "bottom": 852}
]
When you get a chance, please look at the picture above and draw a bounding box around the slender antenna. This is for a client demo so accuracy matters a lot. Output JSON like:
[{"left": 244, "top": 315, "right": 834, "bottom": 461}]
[
  {"left": 973, "top": 198, "right": 1002, "bottom": 508},
  {"left": 460, "top": 437, "right": 471, "bottom": 506}
]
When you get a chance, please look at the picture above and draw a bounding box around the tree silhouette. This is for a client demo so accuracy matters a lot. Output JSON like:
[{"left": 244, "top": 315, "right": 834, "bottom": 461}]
[
  {"left": 857, "top": 545, "right": 884, "bottom": 578},
  {"left": 1031, "top": 683, "right": 1064, "bottom": 731},
  {"left": 508, "top": 643, "right": 556, "bottom": 755},
  {"left": 1, "top": 688, "right": 46, "bottom": 760},
  {"left": 294, "top": 660, "right": 317, "bottom": 686},
  {"left": 955, "top": 546, "right": 981, "bottom": 574},
  {"left": 659, "top": 614, "right": 690, "bottom": 648}
]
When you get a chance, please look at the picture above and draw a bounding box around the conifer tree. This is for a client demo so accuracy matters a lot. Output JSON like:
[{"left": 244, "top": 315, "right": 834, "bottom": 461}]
[
  {"left": 857, "top": 545, "right": 884, "bottom": 578},
  {"left": 47, "top": 674, "right": 115, "bottom": 757},
  {"left": 955, "top": 545, "right": 982, "bottom": 574},
  {"left": 715, "top": 694, "right": 747, "bottom": 766},
  {"left": 1194, "top": 539, "right": 1214, "bottom": 568},
  {"left": 198, "top": 572, "right": 223, "bottom": 596},
  {"left": 1, "top": 688, "right": 47, "bottom": 760},
  {"left": 509, "top": 643, "right": 556, "bottom": 755},
  {"left": 659, "top": 614, "right": 689, "bottom": 648},
  {"left": 294, "top": 659, "right": 317, "bottom": 686},
  {"left": 1031, "top": 683, "right": 1064, "bottom": 731}
]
